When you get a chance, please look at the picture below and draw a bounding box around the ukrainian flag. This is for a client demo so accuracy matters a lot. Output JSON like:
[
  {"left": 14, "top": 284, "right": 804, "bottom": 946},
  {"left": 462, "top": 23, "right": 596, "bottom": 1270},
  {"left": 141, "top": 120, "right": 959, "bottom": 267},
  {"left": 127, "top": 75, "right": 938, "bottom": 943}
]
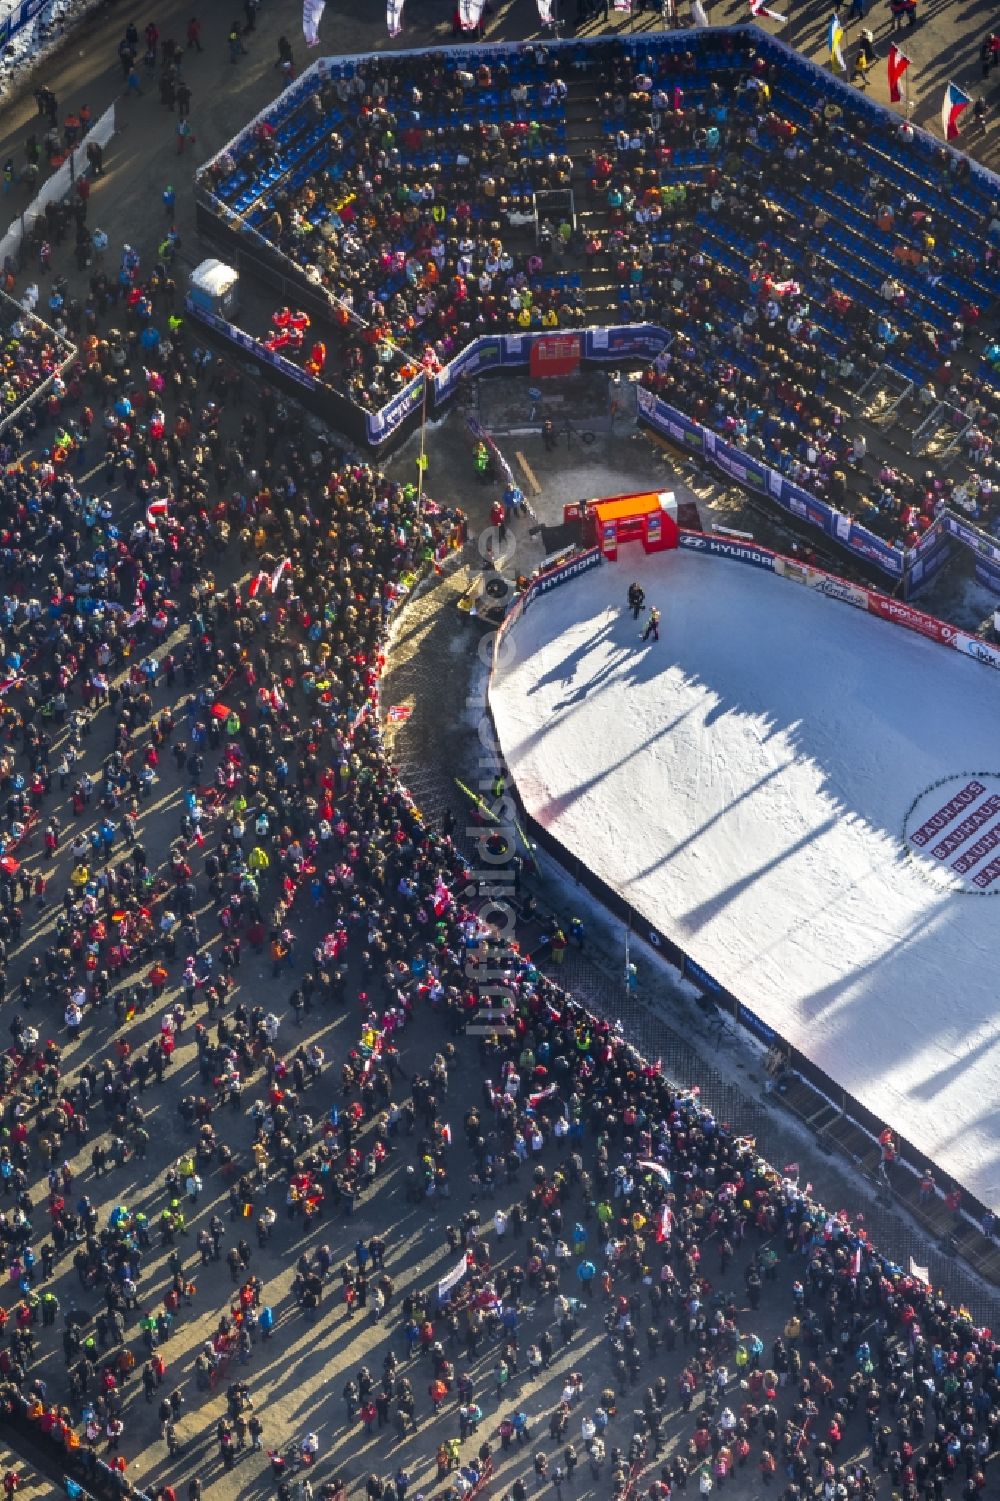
[{"left": 828, "top": 12, "right": 846, "bottom": 70}]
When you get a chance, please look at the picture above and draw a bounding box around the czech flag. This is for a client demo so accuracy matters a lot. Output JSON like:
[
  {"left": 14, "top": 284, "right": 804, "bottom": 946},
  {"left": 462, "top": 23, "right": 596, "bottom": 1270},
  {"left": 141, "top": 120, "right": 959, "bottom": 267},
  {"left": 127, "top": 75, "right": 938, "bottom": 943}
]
[
  {"left": 828, "top": 13, "right": 846, "bottom": 71},
  {"left": 941, "top": 81, "right": 971, "bottom": 140},
  {"left": 887, "top": 45, "right": 910, "bottom": 103}
]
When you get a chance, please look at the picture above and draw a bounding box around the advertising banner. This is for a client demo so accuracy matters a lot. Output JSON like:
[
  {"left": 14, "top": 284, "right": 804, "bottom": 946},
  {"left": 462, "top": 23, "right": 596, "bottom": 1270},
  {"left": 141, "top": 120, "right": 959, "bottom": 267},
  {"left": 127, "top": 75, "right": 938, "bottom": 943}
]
[
  {"left": 906, "top": 538, "right": 951, "bottom": 595},
  {"left": 737, "top": 1004, "right": 778, "bottom": 1045},
  {"left": 530, "top": 333, "right": 581, "bottom": 379},
  {"left": 521, "top": 547, "right": 601, "bottom": 615},
  {"left": 908, "top": 519, "right": 945, "bottom": 561},
  {"left": 683, "top": 955, "right": 722, "bottom": 994},
  {"left": 951, "top": 631, "right": 1000, "bottom": 671},
  {"left": 0, "top": 0, "right": 45, "bottom": 50},
  {"left": 845, "top": 523, "right": 904, "bottom": 577},
  {"left": 185, "top": 300, "right": 319, "bottom": 391},
  {"left": 866, "top": 592, "right": 957, "bottom": 647},
  {"left": 781, "top": 486, "right": 838, "bottom": 539},
  {"left": 774, "top": 557, "right": 870, "bottom": 609},
  {"left": 974, "top": 556, "right": 1000, "bottom": 596},
  {"left": 586, "top": 325, "right": 672, "bottom": 360},
  {"left": 365, "top": 374, "right": 425, "bottom": 445},
  {"left": 678, "top": 532, "right": 775, "bottom": 572},
  {"left": 942, "top": 513, "right": 1000, "bottom": 566},
  {"left": 637, "top": 390, "right": 909, "bottom": 582}
]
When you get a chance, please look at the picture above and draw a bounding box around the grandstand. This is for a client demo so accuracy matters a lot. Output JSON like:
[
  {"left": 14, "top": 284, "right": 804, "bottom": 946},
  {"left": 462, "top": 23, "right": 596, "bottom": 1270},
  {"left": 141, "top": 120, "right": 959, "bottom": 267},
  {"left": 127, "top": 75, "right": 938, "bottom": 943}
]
[{"left": 192, "top": 28, "right": 1000, "bottom": 588}]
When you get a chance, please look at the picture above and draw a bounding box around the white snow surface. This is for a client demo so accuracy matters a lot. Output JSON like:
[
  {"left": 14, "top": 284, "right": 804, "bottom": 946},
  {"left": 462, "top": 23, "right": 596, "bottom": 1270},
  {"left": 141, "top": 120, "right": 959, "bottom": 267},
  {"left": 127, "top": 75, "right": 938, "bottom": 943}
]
[{"left": 490, "top": 550, "right": 1000, "bottom": 1208}]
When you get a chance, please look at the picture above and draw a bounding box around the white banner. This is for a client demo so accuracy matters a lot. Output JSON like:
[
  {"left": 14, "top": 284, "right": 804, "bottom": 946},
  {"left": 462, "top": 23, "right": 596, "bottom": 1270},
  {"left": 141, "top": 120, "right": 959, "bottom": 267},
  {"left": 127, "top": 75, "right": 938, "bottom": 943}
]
[
  {"left": 613, "top": 0, "right": 632, "bottom": 10},
  {"left": 387, "top": 0, "right": 405, "bottom": 34},
  {"left": 537, "top": 0, "right": 554, "bottom": 21},
  {"left": 458, "top": 0, "right": 485, "bottom": 27},
  {"left": 303, "top": 0, "right": 326, "bottom": 46},
  {"left": 437, "top": 1253, "right": 470, "bottom": 1304},
  {"left": 909, "top": 1256, "right": 930, "bottom": 1284}
]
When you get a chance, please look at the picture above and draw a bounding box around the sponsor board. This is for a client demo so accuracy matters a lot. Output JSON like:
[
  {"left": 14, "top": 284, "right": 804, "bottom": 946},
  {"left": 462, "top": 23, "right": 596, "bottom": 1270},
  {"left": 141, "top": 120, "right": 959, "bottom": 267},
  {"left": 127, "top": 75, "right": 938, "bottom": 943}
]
[
  {"left": 952, "top": 631, "right": 1000, "bottom": 671},
  {"left": 866, "top": 592, "right": 956, "bottom": 646},
  {"left": 366, "top": 375, "right": 425, "bottom": 444},
  {"left": 846, "top": 527, "right": 904, "bottom": 575},
  {"left": 678, "top": 533, "right": 775, "bottom": 571},
  {"left": 521, "top": 547, "right": 602, "bottom": 614},
  {"left": 929, "top": 794, "right": 1000, "bottom": 860},
  {"left": 903, "top": 773, "right": 1000, "bottom": 895},
  {"left": 909, "top": 779, "right": 986, "bottom": 848},
  {"left": 737, "top": 1004, "right": 778, "bottom": 1045},
  {"left": 775, "top": 556, "right": 869, "bottom": 609},
  {"left": 812, "top": 573, "right": 869, "bottom": 610},
  {"left": 683, "top": 955, "right": 722, "bottom": 994},
  {"left": 943, "top": 514, "right": 1000, "bottom": 565}
]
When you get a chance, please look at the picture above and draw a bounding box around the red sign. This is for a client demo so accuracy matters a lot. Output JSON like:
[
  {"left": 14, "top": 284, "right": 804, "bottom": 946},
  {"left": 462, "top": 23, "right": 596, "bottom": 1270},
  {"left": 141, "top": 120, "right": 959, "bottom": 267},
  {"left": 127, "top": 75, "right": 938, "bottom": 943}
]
[
  {"left": 866, "top": 593, "right": 956, "bottom": 647},
  {"left": 529, "top": 334, "right": 582, "bottom": 380}
]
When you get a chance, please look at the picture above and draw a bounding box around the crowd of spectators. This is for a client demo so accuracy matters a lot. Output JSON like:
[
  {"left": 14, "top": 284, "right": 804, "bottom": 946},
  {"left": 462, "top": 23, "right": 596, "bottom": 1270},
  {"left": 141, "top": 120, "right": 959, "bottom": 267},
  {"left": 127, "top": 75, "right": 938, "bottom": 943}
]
[
  {"left": 202, "top": 32, "right": 1000, "bottom": 547},
  {"left": 0, "top": 298, "right": 75, "bottom": 430}
]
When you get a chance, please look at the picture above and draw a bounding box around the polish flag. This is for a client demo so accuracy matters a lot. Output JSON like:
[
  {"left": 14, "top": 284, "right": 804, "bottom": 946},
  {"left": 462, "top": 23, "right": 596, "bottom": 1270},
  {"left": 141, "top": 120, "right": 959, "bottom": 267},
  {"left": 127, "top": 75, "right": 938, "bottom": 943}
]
[
  {"left": 655, "top": 1204, "right": 674, "bottom": 1242},
  {"left": 887, "top": 45, "right": 910, "bottom": 104},
  {"left": 146, "top": 500, "right": 170, "bottom": 529},
  {"left": 247, "top": 571, "right": 268, "bottom": 599},
  {"left": 270, "top": 558, "right": 291, "bottom": 593}
]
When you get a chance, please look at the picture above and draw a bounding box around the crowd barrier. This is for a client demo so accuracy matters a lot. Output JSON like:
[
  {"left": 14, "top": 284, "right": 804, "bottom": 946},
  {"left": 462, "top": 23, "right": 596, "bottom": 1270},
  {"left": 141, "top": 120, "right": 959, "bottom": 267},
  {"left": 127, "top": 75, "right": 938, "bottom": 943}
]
[
  {"left": 676, "top": 529, "right": 1000, "bottom": 669},
  {"left": 0, "top": 101, "right": 116, "bottom": 273}
]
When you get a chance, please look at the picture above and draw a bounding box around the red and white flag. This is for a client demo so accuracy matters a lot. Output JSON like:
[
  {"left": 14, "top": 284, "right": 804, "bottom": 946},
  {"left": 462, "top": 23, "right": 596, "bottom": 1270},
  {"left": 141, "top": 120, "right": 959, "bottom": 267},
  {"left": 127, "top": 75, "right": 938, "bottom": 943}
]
[
  {"left": 749, "top": 0, "right": 787, "bottom": 23},
  {"left": 655, "top": 1204, "right": 674, "bottom": 1242},
  {"left": 247, "top": 570, "right": 268, "bottom": 599},
  {"left": 146, "top": 500, "right": 170, "bottom": 529},
  {"left": 270, "top": 558, "right": 291, "bottom": 593},
  {"left": 887, "top": 45, "right": 910, "bottom": 103}
]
